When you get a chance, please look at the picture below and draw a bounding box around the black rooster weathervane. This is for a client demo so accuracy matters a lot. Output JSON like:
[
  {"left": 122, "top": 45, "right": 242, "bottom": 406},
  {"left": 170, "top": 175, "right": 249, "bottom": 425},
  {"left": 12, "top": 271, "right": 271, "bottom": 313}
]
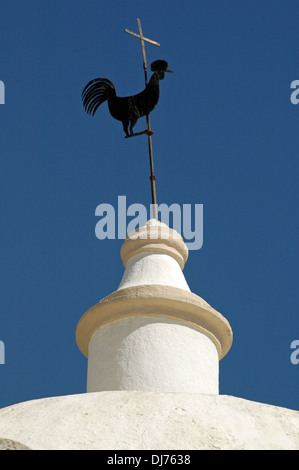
[{"left": 82, "top": 18, "right": 173, "bottom": 219}]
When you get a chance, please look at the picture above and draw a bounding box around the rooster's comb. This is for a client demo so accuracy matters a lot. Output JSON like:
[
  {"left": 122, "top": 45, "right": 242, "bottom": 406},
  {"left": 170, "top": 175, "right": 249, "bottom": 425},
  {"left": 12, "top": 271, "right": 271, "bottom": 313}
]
[{"left": 150, "top": 60, "right": 170, "bottom": 72}]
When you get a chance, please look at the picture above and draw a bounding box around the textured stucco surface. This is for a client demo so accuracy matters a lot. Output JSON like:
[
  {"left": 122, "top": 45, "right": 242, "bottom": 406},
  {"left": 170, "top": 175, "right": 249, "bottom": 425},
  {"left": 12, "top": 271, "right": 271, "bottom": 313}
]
[
  {"left": 118, "top": 252, "right": 191, "bottom": 291},
  {"left": 87, "top": 317, "right": 219, "bottom": 394},
  {"left": 0, "top": 391, "right": 298, "bottom": 450}
]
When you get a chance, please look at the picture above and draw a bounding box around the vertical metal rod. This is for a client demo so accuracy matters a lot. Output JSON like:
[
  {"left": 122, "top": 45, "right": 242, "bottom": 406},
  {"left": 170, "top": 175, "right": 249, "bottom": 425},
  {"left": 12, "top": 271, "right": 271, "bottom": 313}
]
[
  {"left": 137, "top": 18, "right": 158, "bottom": 220},
  {"left": 147, "top": 116, "right": 158, "bottom": 219}
]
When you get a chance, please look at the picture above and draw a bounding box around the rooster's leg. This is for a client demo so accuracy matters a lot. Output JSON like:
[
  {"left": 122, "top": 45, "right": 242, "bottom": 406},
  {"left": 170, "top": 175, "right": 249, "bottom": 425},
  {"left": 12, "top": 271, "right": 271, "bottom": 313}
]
[
  {"left": 129, "top": 116, "right": 138, "bottom": 136},
  {"left": 122, "top": 120, "right": 130, "bottom": 137}
]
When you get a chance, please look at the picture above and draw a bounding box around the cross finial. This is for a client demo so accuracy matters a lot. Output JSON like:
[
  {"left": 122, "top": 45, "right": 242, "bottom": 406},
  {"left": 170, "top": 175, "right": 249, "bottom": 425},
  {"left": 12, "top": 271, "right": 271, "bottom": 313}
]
[
  {"left": 125, "top": 18, "right": 160, "bottom": 85},
  {"left": 125, "top": 19, "right": 160, "bottom": 220}
]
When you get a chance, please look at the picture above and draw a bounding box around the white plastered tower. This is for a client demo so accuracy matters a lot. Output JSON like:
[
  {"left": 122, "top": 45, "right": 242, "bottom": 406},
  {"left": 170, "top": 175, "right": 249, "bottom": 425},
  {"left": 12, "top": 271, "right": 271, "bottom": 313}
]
[{"left": 76, "top": 218, "right": 233, "bottom": 395}]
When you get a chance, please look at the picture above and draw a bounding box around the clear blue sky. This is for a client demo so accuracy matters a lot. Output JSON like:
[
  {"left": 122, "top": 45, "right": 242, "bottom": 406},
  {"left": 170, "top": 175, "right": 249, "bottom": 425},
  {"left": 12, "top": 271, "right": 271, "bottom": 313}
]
[{"left": 0, "top": 0, "right": 298, "bottom": 412}]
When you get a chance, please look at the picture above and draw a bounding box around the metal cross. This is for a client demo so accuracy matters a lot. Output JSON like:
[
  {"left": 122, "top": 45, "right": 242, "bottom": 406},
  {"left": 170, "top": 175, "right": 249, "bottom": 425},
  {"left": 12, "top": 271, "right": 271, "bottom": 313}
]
[{"left": 125, "top": 18, "right": 160, "bottom": 220}]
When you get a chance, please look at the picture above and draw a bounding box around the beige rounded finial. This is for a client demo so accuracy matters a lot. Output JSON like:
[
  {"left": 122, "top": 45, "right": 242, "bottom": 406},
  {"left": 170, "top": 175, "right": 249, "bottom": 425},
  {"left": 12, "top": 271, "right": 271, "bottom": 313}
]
[{"left": 120, "top": 219, "right": 188, "bottom": 269}]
